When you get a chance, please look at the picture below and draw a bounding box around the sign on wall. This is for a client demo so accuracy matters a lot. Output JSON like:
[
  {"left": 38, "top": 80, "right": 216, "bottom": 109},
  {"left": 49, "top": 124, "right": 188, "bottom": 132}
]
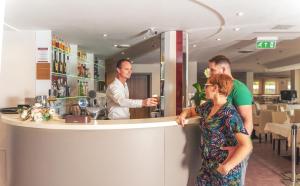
[{"left": 256, "top": 37, "right": 278, "bottom": 49}]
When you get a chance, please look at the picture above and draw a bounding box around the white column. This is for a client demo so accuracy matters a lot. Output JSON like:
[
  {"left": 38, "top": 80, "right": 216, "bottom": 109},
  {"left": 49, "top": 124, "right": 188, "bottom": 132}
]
[
  {"left": 246, "top": 72, "right": 254, "bottom": 93},
  {"left": 161, "top": 31, "right": 188, "bottom": 116},
  {"left": 0, "top": 0, "right": 5, "bottom": 72},
  {"left": 291, "top": 70, "right": 300, "bottom": 102}
]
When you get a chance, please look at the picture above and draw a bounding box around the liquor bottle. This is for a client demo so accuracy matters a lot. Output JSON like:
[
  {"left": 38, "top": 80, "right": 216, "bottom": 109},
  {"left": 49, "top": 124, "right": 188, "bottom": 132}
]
[
  {"left": 79, "top": 80, "right": 84, "bottom": 96},
  {"left": 84, "top": 82, "right": 89, "bottom": 96},
  {"left": 54, "top": 51, "right": 59, "bottom": 73},
  {"left": 52, "top": 50, "right": 56, "bottom": 72},
  {"left": 58, "top": 78, "right": 65, "bottom": 97},
  {"left": 64, "top": 80, "right": 70, "bottom": 97},
  {"left": 62, "top": 53, "right": 66, "bottom": 74},
  {"left": 52, "top": 36, "right": 56, "bottom": 48},
  {"left": 59, "top": 38, "right": 62, "bottom": 50},
  {"left": 55, "top": 37, "right": 59, "bottom": 48},
  {"left": 58, "top": 52, "right": 61, "bottom": 73},
  {"left": 61, "top": 39, "right": 65, "bottom": 52}
]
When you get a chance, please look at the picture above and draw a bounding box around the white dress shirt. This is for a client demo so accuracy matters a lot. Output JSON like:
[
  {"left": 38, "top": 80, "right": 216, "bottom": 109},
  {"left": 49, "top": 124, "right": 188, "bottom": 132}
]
[{"left": 106, "top": 78, "right": 143, "bottom": 119}]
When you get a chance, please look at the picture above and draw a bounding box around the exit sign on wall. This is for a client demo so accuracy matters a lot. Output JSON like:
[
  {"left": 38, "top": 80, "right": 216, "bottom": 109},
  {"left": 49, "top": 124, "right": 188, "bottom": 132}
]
[{"left": 256, "top": 37, "right": 278, "bottom": 49}]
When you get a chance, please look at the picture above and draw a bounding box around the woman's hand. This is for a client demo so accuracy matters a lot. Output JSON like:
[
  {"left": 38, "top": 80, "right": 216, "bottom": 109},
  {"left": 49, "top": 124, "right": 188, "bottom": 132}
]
[
  {"left": 177, "top": 114, "right": 187, "bottom": 127},
  {"left": 216, "top": 163, "right": 230, "bottom": 176},
  {"left": 177, "top": 107, "right": 197, "bottom": 127}
]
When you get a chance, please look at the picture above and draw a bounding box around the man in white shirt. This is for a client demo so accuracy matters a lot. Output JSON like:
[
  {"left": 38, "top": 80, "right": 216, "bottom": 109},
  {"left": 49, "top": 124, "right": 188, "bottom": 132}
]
[{"left": 106, "top": 59, "right": 158, "bottom": 119}]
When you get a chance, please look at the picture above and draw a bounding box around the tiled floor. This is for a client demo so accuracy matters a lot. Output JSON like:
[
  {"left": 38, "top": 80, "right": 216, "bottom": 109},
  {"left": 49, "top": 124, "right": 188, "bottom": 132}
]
[{"left": 245, "top": 139, "right": 300, "bottom": 186}]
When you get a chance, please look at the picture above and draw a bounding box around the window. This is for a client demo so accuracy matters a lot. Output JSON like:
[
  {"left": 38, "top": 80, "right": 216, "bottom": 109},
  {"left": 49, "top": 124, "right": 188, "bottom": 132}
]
[
  {"left": 253, "top": 81, "right": 259, "bottom": 94},
  {"left": 264, "top": 81, "right": 276, "bottom": 94},
  {"left": 288, "top": 80, "right": 291, "bottom": 90}
]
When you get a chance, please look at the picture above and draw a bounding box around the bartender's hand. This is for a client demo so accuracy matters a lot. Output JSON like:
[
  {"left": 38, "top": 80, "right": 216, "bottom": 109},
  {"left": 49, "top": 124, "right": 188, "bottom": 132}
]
[{"left": 142, "top": 98, "right": 158, "bottom": 107}]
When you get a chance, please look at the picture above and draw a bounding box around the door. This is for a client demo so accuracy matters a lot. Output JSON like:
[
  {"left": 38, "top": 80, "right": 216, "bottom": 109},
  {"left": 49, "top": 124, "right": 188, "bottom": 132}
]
[{"left": 127, "top": 74, "right": 151, "bottom": 119}]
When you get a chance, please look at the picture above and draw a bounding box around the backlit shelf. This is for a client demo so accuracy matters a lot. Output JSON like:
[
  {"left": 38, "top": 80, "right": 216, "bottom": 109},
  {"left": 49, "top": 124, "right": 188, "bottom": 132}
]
[{"left": 51, "top": 72, "right": 104, "bottom": 81}]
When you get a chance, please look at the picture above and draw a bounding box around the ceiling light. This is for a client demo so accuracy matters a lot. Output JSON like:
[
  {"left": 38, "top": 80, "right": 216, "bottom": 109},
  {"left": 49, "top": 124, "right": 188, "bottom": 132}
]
[
  {"left": 4, "top": 22, "right": 20, "bottom": 31},
  {"left": 192, "top": 44, "right": 197, "bottom": 48},
  {"left": 216, "top": 38, "right": 221, "bottom": 41},
  {"left": 233, "top": 28, "right": 240, "bottom": 31},
  {"left": 103, "top": 34, "right": 108, "bottom": 37},
  {"left": 114, "top": 44, "right": 131, "bottom": 48},
  {"left": 236, "top": 12, "right": 244, "bottom": 16}
]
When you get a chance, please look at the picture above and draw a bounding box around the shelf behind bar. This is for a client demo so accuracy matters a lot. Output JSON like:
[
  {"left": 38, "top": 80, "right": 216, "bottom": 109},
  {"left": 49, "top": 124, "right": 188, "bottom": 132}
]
[
  {"left": 51, "top": 72, "right": 105, "bottom": 82},
  {"left": 52, "top": 46, "right": 69, "bottom": 54},
  {"left": 56, "top": 96, "right": 88, "bottom": 100}
]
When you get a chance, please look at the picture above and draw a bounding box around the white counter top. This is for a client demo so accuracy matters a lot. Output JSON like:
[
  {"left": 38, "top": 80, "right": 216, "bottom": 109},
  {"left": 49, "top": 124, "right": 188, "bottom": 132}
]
[{"left": 0, "top": 114, "right": 200, "bottom": 130}]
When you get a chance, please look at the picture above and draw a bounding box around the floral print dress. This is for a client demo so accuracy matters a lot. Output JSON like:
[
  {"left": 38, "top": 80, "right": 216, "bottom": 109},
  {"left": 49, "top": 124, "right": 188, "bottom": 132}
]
[{"left": 195, "top": 101, "right": 248, "bottom": 186}]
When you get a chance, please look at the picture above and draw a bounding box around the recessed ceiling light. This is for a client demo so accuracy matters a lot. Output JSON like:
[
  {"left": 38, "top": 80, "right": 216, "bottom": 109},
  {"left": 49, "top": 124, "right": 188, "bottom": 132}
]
[
  {"left": 216, "top": 38, "right": 221, "bottom": 41},
  {"left": 114, "top": 44, "right": 131, "bottom": 48},
  {"left": 4, "top": 22, "right": 20, "bottom": 31},
  {"left": 192, "top": 44, "right": 197, "bottom": 48},
  {"left": 233, "top": 28, "right": 240, "bottom": 31},
  {"left": 236, "top": 12, "right": 244, "bottom": 16},
  {"left": 103, "top": 34, "right": 108, "bottom": 37}
]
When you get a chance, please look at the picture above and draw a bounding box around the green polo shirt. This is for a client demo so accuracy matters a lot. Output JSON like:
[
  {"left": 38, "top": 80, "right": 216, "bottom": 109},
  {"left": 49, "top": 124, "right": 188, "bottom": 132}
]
[{"left": 227, "top": 79, "right": 253, "bottom": 106}]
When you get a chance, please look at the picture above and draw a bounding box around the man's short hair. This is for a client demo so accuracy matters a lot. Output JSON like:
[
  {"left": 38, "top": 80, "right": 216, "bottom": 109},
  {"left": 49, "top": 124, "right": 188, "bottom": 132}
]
[
  {"left": 209, "top": 55, "right": 231, "bottom": 65},
  {"left": 116, "top": 59, "right": 132, "bottom": 69}
]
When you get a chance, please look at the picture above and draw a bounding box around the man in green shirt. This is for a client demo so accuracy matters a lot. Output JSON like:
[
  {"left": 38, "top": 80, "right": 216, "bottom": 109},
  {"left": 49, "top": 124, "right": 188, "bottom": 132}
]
[{"left": 208, "top": 55, "right": 253, "bottom": 186}]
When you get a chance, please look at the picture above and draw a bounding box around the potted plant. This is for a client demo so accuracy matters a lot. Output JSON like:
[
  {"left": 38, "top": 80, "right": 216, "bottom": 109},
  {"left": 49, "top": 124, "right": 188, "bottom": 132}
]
[
  {"left": 191, "top": 82, "right": 206, "bottom": 106},
  {"left": 190, "top": 68, "right": 210, "bottom": 106}
]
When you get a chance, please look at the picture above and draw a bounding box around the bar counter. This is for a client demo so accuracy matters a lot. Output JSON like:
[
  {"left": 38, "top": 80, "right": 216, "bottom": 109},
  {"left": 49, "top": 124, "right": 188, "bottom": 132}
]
[{"left": 0, "top": 114, "right": 201, "bottom": 186}]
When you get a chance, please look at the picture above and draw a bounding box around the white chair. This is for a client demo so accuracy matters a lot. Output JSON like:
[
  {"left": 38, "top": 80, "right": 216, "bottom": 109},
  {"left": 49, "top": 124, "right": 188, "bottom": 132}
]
[
  {"left": 253, "top": 110, "right": 273, "bottom": 143},
  {"left": 271, "top": 111, "right": 290, "bottom": 155},
  {"left": 267, "top": 104, "right": 279, "bottom": 111},
  {"left": 278, "top": 103, "right": 288, "bottom": 112},
  {"left": 293, "top": 109, "right": 300, "bottom": 123}
]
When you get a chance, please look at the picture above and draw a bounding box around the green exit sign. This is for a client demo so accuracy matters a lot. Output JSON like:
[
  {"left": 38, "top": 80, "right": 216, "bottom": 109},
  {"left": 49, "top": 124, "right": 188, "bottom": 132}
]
[
  {"left": 256, "top": 40, "right": 276, "bottom": 49},
  {"left": 256, "top": 37, "right": 278, "bottom": 49}
]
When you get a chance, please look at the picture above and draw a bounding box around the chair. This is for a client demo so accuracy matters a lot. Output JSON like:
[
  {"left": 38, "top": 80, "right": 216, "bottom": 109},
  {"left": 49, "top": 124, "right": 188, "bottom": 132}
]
[
  {"left": 271, "top": 111, "right": 290, "bottom": 155},
  {"left": 293, "top": 109, "right": 300, "bottom": 123},
  {"left": 278, "top": 103, "right": 288, "bottom": 112},
  {"left": 272, "top": 111, "right": 290, "bottom": 124},
  {"left": 267, "top": 104, "right": 279, "bottom": 111},
  {"left": 253, "top": 110, "right": 273, "bottom": 143},
  {"left": 253, "top": 102, "right": 261, "bottom": 115}
]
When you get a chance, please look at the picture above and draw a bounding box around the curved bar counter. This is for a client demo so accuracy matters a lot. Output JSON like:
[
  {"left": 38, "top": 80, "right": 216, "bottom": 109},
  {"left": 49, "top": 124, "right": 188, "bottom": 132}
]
[{"left": 1, "top": 114, "right": 201, "bottom": 186}]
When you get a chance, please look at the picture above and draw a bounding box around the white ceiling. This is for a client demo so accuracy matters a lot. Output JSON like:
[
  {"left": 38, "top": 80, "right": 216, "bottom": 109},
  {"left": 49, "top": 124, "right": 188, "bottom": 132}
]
[{"left": 4, "top": 0, "right": 300, "bottom": 72}]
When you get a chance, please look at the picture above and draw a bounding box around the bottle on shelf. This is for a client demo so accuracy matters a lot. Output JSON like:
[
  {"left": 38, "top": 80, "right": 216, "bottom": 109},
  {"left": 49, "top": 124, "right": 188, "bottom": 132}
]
[
  {"left": 64, "top": 80, "right": 70, "bottom": 97},
  {"left": 84, "top": 81, "right": 89, "bottom": 96},
  {"left": 54, "top": 52, "right": 59, "bottom": 73},
  {"left": 57, "top": 78, "right": 65, "bottom": 98},
  {"left": 52, "top": 50, "right": 57, "bottom": 72},
  {"left": 52, "top": 36, "right": 56, "bottom": 48},
  {"left": 62, "top": 53, "right": 66, "bottom": 74},
  {"left": 55, "top": 37, "right": 59, "bottom": 48},
  {"left": 60, "top": 52, "right": 64, "bottom": 74},
  {"left": 78, "top": 80, "right": 84, "bottom": 96}
]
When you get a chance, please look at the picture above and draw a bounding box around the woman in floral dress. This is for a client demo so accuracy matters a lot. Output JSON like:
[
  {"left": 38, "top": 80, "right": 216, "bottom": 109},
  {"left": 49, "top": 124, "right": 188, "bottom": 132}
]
[{"left": 178, "top": 74, "right": 252, "bottom": 186}]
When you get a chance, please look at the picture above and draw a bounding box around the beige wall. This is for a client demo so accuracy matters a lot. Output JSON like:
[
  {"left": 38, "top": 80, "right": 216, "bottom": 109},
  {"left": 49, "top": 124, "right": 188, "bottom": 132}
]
[
  {"left": 132, "top": 63, "right": 160, "bottom": 96},
  {"left": 0, "top": 30, "right": 36, "bottom": 108},
  {"left": 188, "top": 61, "right": 197, "bottom": 94}
]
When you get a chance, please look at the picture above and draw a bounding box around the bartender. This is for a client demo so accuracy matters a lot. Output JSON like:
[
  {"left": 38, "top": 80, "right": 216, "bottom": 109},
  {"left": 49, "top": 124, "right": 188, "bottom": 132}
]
[{"left": 106, "top": 59, "right": 158, "bottom": 120}]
